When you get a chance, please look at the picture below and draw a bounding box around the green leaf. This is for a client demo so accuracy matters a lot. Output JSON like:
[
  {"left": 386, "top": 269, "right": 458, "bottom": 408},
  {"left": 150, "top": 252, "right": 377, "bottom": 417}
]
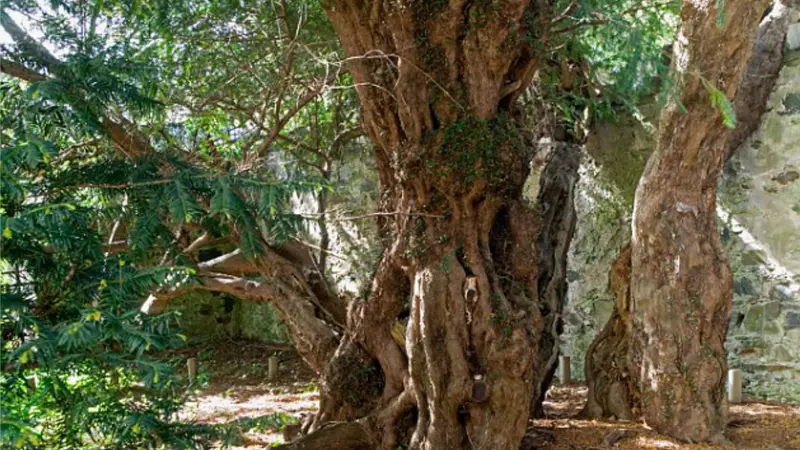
[
  {"left": 166, "top": 179, "right": 202, "bottom": 224},
  {"left": 702, "top": 78, "right": 737, "bottom": 129}
]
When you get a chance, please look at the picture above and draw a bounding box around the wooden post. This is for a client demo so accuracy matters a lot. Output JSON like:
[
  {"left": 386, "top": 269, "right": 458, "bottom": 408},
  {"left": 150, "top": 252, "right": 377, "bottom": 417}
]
[
  {"left": 25, "top": 375, "right": 37, "bottom": 394},
  {"left": 559, "top": 355, "right": 571, "bottom": 385},
  {"left": 187, "top": 357, "right": 198, "bottom": 383},
  {"left": 728, "top": 369, "right": 743, "bottom": 404},
  {"left": 268, "top": 355, "right": 279, "bottom": 380}
]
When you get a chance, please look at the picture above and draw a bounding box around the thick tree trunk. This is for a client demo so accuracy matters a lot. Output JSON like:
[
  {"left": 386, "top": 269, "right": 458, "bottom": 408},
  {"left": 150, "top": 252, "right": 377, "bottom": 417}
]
[
  {"left": 629, "top": 0, "right": 769, "bottom": 442},
  {"left": 581, "top": 0, "right": 791, "bottom": 431},
  {"left": 293, "top": 2, "right": 560, "bottom": 448},
  {"left": 580, "top": 245, "right": 639, "bottom": 420},
  {"left": 312, "top": 136, "right": 544, "bottom": 449}
]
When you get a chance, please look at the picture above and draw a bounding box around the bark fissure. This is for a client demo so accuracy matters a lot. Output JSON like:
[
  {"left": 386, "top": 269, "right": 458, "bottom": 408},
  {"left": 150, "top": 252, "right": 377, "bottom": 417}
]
[{"left": 288, "top": 2, "right": 573, "bottom": 449}]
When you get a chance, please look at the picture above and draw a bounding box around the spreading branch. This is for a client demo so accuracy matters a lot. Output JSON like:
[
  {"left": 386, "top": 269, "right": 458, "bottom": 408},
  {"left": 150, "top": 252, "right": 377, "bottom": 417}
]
[{"left": 0, "top": 9, "right": 152, "bottom": 160}]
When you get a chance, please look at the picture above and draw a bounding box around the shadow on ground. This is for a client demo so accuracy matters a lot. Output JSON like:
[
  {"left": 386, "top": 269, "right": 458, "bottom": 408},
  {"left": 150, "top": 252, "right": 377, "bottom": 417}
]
[{"left": 180, "top": 342, "right": 800, "bottom": 449}]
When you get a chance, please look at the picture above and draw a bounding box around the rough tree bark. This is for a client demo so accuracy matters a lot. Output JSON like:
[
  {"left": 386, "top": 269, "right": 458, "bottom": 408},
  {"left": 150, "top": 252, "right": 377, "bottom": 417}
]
[
  {"left": 629, "top": 0, "right": 769, "bottom": 442},
  {"left": 724, "top": 0, "right": 797, "bottom": 160},
  {"left": 530, "top": 142, "right": 580, "bottom": 418},
  {"left": 283, "top": 2, "right": 572, "bottom": 449},
  {"left": 582, "top": 0, "right": 791, "bottom": 428},
  {"left": 580, "top": 244, "right": 639, "bottom": 420}
]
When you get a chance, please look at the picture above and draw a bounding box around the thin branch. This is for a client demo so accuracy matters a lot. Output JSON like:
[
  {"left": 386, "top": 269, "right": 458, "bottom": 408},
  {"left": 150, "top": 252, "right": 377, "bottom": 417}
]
[
  {"left": 550, "top": 1, "right": 579, "bottom": 25},
  {"left": 328, "top": 126, "right": 363, "bottom": 160},
  {"left": 294, "top": 240, "right": 348, "bottom": 261},
  {"left": 48, "top": 179, "right": 173, "bottom": 193},
  {"left": 339, "top": 50, "right": 465, "bottom": 111},
  {"left": 254, "top": 69, "right": 341, "bottom": 159},
  {"left": 550, "top": 0, "right": 678, "bottom": 35},
  {"left": 182, "top": 232, "right": 211, "bottom": 255},
  {"left": 197, "top": 248, "right": 259, "bottom": 276},
  {"left": 277, "top": 134, "right": 329, "bottom": 163},
  {"left": 301, "top": 210, "right": 446, "bottom": 222}
]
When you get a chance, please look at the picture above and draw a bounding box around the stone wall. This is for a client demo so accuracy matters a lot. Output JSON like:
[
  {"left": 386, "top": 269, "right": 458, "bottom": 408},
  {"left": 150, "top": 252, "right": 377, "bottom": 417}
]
[
  {"left": 171, "top": 292, "right": 289, "bottom": 344},
  {"left": 719, "top": 23, "right": 800, "bottom": 402}
]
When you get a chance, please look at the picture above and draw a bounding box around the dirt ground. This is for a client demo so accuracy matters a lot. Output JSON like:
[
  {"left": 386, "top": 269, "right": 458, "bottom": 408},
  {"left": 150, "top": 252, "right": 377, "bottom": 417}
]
[
  {"left": 181, "top": 342, "right": 800, "bottom": 449},
  {"left": 529, "top": 385, "right": 800, "bottom": 450}
]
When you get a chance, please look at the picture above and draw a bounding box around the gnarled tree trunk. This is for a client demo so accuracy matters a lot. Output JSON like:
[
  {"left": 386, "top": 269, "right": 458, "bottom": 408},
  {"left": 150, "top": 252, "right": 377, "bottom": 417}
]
[
  {"left": 629, "top": 0, "right": 769, "bottom": 442},
  {"left": 290, "top": 2, "right": 566, "bottom": 449},
  {"left": 582, "top": 0, "right": 789, "bottom": 433},
  {"left": 580, "top": 244, "right": 639, "bottom": 420},
  {"left": 530, "top": 142, "right": 581, "bottom": 418}
]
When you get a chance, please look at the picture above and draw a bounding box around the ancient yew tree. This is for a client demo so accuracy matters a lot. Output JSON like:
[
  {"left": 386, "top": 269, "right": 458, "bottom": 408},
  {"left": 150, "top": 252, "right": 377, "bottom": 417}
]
[
  {"left": 2, "top": 0, "right": 780, "bottom": 447},
  {"left": 295, "top": 1, "right": 578, "bottom": 449},
  {"left": 583, "top": 0, "right": 771, "bottom": 443}
]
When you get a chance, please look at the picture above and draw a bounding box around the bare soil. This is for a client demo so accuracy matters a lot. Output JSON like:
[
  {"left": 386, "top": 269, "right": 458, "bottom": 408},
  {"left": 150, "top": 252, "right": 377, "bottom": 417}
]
[
  {"left": 532, "top": 385, "right": 800, "bottom": 450},
  {"left": 181, "top": 342, "right": 800, "bottom": 449}
]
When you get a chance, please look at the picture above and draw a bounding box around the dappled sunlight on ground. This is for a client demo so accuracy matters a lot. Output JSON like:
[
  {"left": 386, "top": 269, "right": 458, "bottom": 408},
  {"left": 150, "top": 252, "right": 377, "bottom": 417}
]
[
  {"left": 180, "top": 344, "right": 800, "bottom": 449},
  {"left": 181, "top": 386, "right": 318, "bottom": 424},
  {"left": 176, "top": 342, "right": 319, "bottom": 448},
  {"left": 534, "top": 385, "right": 800, "bottom": 450}
]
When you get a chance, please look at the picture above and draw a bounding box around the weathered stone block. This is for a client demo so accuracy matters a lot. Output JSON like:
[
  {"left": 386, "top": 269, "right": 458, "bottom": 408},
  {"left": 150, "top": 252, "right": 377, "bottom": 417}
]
[
  {"left": 743, "top": 305, "right": 764, "bottom": 332},
  {"left": 787, "top": 23, "right": 800, "bottom": 51},
  {"left": 780, "top": 93, "right": 800, "bottom": 115},
  {"left": 785, "top": 329, "right": 800, "bottom": 342},
  {"left": 784, "top": 311, "right": 800, "bottom": 330},
  {"left": 771, "top": 284, "right": 797, "bottom": 302},
  {"left": 764, "top": 320, "right": 782, "bottom": 335},
  {"left": 786, "top": 50, "right": 800, "bottom": 67},
  {"left": 764, "top": 301, "right": 782, "bottom": 319},
  {"left": 734, "top": 277, "right": 757, "bottom": 296},
  {"left": 771, "top": 345, "right": 794, "bottom": 361},
  {"left": 741, "top": 249, "right": 768, "bottom": 267}
]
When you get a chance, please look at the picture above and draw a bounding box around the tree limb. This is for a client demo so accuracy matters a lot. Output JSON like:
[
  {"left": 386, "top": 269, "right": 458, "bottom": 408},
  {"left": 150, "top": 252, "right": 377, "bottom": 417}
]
[{"left": 0, "top": 58, "right": 46, "bottom": 82}]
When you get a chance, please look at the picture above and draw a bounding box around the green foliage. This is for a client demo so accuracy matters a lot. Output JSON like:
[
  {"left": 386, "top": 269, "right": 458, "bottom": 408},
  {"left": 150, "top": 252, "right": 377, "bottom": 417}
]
[
  {"left": 532, "top": 0, "right": 679, "bottom": 132},
  {"left": 701, "top": 77, "right": 738, "bottom": 129},
  {"left": 1, "top": 0, "right": 354, "bottom": 447}
]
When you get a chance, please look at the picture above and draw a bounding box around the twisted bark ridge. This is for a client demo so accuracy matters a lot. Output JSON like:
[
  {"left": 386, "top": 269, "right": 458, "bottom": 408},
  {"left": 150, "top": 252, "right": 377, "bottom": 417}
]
[
  {"left": 580, "top": 244, "right": 639, "bottom": 420},
  {"left": 630, "top": 0, "right": 770, "bottom": 442},
  {"left": 297, "top": 2, "right": 562, "bottom": 449},
  {"left": 531, "top": 142, "right": 581, "bottom": 417}
]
